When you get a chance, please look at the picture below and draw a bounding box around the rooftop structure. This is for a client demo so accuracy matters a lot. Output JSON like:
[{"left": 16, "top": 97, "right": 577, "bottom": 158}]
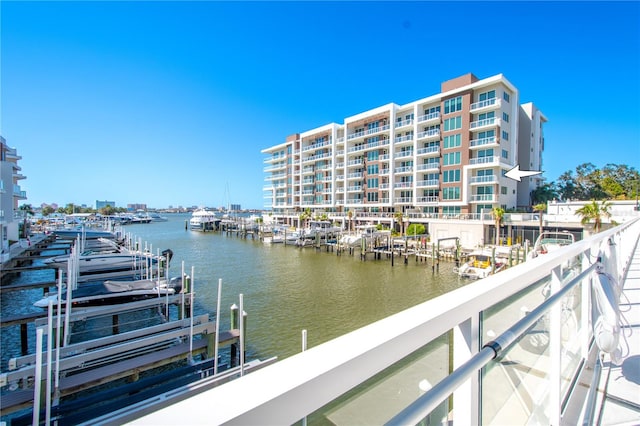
[{"left": 262, "top": 73, "right": 546, "bottom": 215}]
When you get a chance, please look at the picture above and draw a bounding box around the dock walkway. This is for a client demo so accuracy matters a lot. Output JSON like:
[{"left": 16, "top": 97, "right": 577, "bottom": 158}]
[{"left": 597, "top": 236, "right": 640, "bottom": 425}]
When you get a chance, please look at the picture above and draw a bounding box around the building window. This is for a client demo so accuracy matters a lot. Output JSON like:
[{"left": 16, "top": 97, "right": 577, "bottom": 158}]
[
  {"left": 502, "top": 130, "right": 509, "bottom": 141},
  {"left": 502, "top": 112, "right": 509, "bottom": 123},
  {"left": 478, "top": 111, "right": 495, "bottom": 120},
  {"left": 367, "top": 151, "right": 379, "bottom": 161},
  {"left": 367, "top": 164, "right": 379, "bottom": 174},
  {"left": 443, "top": 152, "right": 461, "bottom": 166},
  {"left": 444, "top": 116, "right": 462, "bottom": 131},
  {"left": 479, "top": 90, "right": 496, "bottom": 101},
  {"left": 442, "top": 206, "right": 461, "bottom": 215},
  {"left": 501, "top": 186, "right": 508, "bottom": 195},
  {"left": 502, "top": 149, "right": 508, "bottom": 159},
  {"left": 443, "top": 187, "right": 460, "bottom": 200},
  {"left": 444, "top": 96, "right": 463, "bottom": 114},
  {"left": 367, "top": 192, "right": 379, "bottom": 202},
  {"left": 503, "top": 92, "right": 510, "bottom": 102},
  {"left": 443, "top": 169, "right": 461, "bottom": 183},
  {"left": 443, "top": 134, "right": 461, "bottom": 149}
]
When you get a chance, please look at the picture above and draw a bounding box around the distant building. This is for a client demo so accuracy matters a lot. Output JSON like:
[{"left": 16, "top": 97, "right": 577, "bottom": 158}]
[
  {"left": 1, "top": 136, "right": 28, "bottom": 253},
  {"left": 127, "top": 203, "right": 147, "bottom": 212},
  {"left": 262, "top": 72, "right": 546, "bottom": 216},
  {"left": 96, "top": 200, "right": 116, "bottom": 210},
  {"left": 230, "top": 204, "right": 241, "bottom": 211}
]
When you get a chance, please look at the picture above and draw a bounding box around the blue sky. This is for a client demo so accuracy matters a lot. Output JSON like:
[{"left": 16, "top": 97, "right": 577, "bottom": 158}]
[{"left": 2, "top": 1, "right": 639, "bottom": 210}]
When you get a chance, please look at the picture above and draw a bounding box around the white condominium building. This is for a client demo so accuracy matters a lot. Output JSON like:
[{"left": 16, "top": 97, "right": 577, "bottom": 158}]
[
  {"left": 1, "top": 136, "right": 28, "bottom": 253},
  {"left": 262, "top": 73, "right": 546, "bottom": 216}
]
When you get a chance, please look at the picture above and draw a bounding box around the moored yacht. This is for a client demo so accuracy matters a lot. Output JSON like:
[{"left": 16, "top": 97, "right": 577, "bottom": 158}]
[{"left": 189, "top": 208, "right": 221, "bottom": 231}]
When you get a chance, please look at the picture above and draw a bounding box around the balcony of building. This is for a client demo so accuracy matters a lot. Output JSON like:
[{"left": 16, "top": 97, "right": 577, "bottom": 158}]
[
  {"left": 417, "top": 111, "right": 440, "bottom": 124},
  {"left": 379, "top": 183, "right": 390, "bottom": 190},
  {"left": 469, "top": 136, "right": 499, "bottom": 149},
  {"left": 416, "top": 195, "right": 439, "bottom": 203},
  {"left": 469, "top": 97, "right": 502, "bottom": 113},
  {"left": 379, "top": 153, "right": 390, "bottom": 161},
  {"left": 470, "top": 174, "right": 498, "bottom": 185},
  {"left": 395, "top": 197, "right": 413, "bottom": 204},
  {"left": 394, "top": 181, "right": 413, "bottom": 189},
  {"left": 469, "top": 193, "right": 496, "bottom": 203},
  {"left": 416, "top": 163, "right": 440, "bottom": 172},
  {"left": 468, "top": 156, "right": 499, "bottom": 167},
  {"left": 470, "top": 117, "right": 501, "bottom": 131},
  {"left": 302, "top": 166, "right": 315, "bottom": 175},
  {"left": 417, "top": 128, "right": 440, "bottom": 141},
  {"left": 395, "top": 150, "right": 413, "bottom": 159},
  {"left": 347, "top": 158, "right": 364, "bottom": 167},
  {"left": 394, "top": 166, "right": 413, "bottom": 175},
  {"left": 301, "top": 139, "right": 331, "bottom": 153},
  {"left": 263, "top": 153, "right": 285, "bottom": 164},
  {"left": 347, "top": 171, "right": 364, "bottom": 180},
  {"left": 346, "top": 198, "right": 364, "bottom": 204},
  {"left": 265, "top": 173, "right": 286, "bottom": 181},
  {"left": 416, "top": 146, "right": 440, "bottom": 157},
  {"left": 394, "top": 134, "right": 414, "bottom": 146},
  {"left": 416, "top": 179, "right": 439, "bottom": 188},
  {"left": 394, "top": 118, "right": 414, "bottom": 129},
  {"left": 347, "top": 185, "right": 364, "bottom": 193},
  {"left": 263, "top": 163, "right": 286, "bottom": 173}
]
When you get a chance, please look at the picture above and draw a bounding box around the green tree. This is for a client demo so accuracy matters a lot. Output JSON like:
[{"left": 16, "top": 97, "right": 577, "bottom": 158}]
[
  {"left": 42, "top": 205, "right": 55, "bottom": 217},
  {"left": 18, "top": 204, "right": 35, "bottom": 238},
  {"left": 100, "top": 204, "right": 115, "bottom": 216},
  {"left": 530, "top": 183, "right": 557, "bottom": 205},
  {"left": 492, "top": 207, "right": 505, "bottom": 245},
  {"left": 406, "top": 223, "right": 425, "bottom": 236},
  {"left": 394, "top": 210, "right": 404, "bottom": 236},
  {"left": 299, "top": 208, "right": 312, "bottom": 229},
  {"left": 532, "top": 203, "right": 546, "bottom": 236},
  {"left": 576, "top": 200, "right": 612, "bottom": 233},
  {"left": 347, "top": 210, "right": 354, "bottom": 232}
]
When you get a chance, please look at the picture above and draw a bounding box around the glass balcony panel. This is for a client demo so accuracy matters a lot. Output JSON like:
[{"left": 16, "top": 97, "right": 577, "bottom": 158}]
[{"left": 302, "top": 334, "right": 450, "bottom": 425}]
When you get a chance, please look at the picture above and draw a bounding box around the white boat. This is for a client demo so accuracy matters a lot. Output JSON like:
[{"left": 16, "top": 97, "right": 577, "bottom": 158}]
[
  {"left": 454, "top": 249, "right": 507, "bottom": 279},
  {"left": 33, "top": 276, "right": 183, "bottom": 308},
  {"left": 529, "top": 231, "right": 575, "bottom": 259},
  {"left": 189, "top": 208, "right": 220, "bottom": 231},
  {"left": 270, "top": 227, "right": 300, "bottom": 244},
  {"left": 44, "top": 249, "right": 173, "bottom": 277},
  {"left": 340, "top": 225, "right": 390, "bottom": 248},
  {"left": 147, "top": 212, "right": 169, "bottom": 222}
]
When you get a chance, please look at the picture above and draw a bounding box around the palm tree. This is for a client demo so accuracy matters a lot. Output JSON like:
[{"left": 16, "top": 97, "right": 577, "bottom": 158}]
[
  {"left": 394, "top": 210, "right": 404, "bottom": 236},
  {"left": 19, "top": 204, "right": 35, "bottom": 239},
  {"left": 576, "top": 200, "right": 612, "bottom": 233},
  {"left": 347, "top": 210, "right": 353, "bottom": 232},
  {"left": 299, "top": 208, "right": 312, "bottom": 229},
  {"left": 492, "top": 207, "right": 505, "bottom": 246},
  {"left": 532, "top": 203, "right": 546, "bottom": 236}
]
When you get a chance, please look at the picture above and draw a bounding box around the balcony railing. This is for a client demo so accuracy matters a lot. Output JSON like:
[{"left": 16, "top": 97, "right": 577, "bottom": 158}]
[
  {"left": 470, "top": 175, "right": 497, "bottom": 184},
  {"left": 416, "top": 179, "right": 439, "bottom": 188},
  {"left": 394, "top": 166, "right": 413, "bottom": 174},
  {"left": 417, "top": 129, "right": 440, "bottom": 140},
  {"left": 395, "top": 197, "right": 413, "bottom": 204},
  {"left": 470, "top": 97, "right": 501, "bottom": 112},
  {"left": 416, "top": 146, "right": 440, "bottom": 156},
  {"left": 416, "top": 163, "right": 440, "bottom": 171},
  {"left": 394, "top": 182, "right": 412, "bottom": 188},
  {"left": 469, "top": 136, "right": 497, "bottom": 148},
  {"left": 394, "top": 134, "right": 414, "bottom": 144},
  {"left": 469, "top": 156, "right": 498, "bottom": 166},
  {"left": 470, "top": 194, "right": 496, "bottom": 202},
  {"left": 416, "top": 196, "right": 439, "bottom": 203},
  {"left": 470, "top": 117, "right": 500, "bottom": 130},
  {"left": 395, "top": 151, "right": 413, "bottom": 159},
  {"left": 395, "top": 118, "right": 413, "bottom": 128},
  {"left": 417, "top": 111, "right": 440, "bottom": 123}
]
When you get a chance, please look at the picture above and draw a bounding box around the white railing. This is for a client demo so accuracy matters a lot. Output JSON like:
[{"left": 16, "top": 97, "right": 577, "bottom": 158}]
[
  {"left": 395, "top": 118, "right": 413, "bottom": 128},
  {"left": 416, "top": 179, "right": 439, "bottom": 188},
  {"left": 470, "top": 175, "right": 497, "bottom": 184},
  {"left": 469, "top": 156, "right": 497, "bottom": 166},
  {"left": 417, "top": 111, "right": 440, "bottom": 123},
  {"left": 417, "top": 163, "right": 439, "bottom": 171},
  {"left": 417, "top": 146, "right": 440, "bottom": 156},
  {"left": 470, "top": 97, "right": 500, "bottom": 111},
  {"left": 115, "top": 219, "right": 640, "bottom": 426},
  {"left": 470, "top": 117, "right": 500, "bottom": 130},
  {"left": 417, "top": 129, "right": 440, "bottom": 140},
  {"left": 395, "top": 134, "right": 414, "bottom": 144},
  {"left": 469, "top": 136, "right": 497, "bottom": 148}
]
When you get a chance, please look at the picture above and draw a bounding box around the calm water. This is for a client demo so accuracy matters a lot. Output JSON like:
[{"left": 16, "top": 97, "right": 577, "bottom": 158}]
[{"left": 1, "top": 213, "right": 469, "bottom": 368}]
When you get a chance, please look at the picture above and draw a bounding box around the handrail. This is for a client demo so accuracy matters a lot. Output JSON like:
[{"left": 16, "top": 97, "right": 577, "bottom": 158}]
[{"left": 386, "top": 263, "right": 598, "bottom": 425}]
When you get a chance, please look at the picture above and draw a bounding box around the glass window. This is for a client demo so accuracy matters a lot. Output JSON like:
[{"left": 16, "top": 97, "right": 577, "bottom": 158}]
[
  {"left": 501, "top": 186, "right": 508, "bottom": 195},
  {"left": 502, "top": 130, "right": 509, "bottom": 141},
  {"left": 444, "top": 116, "right": 462, "bottom": 131},
  {"left": 443, "top": 152, "right": 461, "bottom": 166},
  {"left": 443, "top": 134, "right": 461, "bottom": 149},
  {"left": 502, "top": 112, "right": 509, "bottom": 123},
  {"left": 502, "top": 149, "right": 508, "bottom": 159},
  {"left": 479, "top": 90, "right": 496, "bottom": 101},
  {"left": 444, "top": 96, "right": 463, "bottom": 114},
  {"left": 443, "top": 187, "right": 461, "bottom": 200},
  {"left": 503, "top": 92, "right": 510, "bottom": 102}
]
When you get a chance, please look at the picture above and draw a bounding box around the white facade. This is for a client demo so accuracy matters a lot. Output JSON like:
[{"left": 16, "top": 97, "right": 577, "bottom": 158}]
[
  {"left": 0, "top": 136, "right": 28, "bottom": 254},
  {"left": 262, "top": 73, "right": 545, "bottom": 216},
  {"left": 517, "top": 102, "right": 547, "bottom": 209}
]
